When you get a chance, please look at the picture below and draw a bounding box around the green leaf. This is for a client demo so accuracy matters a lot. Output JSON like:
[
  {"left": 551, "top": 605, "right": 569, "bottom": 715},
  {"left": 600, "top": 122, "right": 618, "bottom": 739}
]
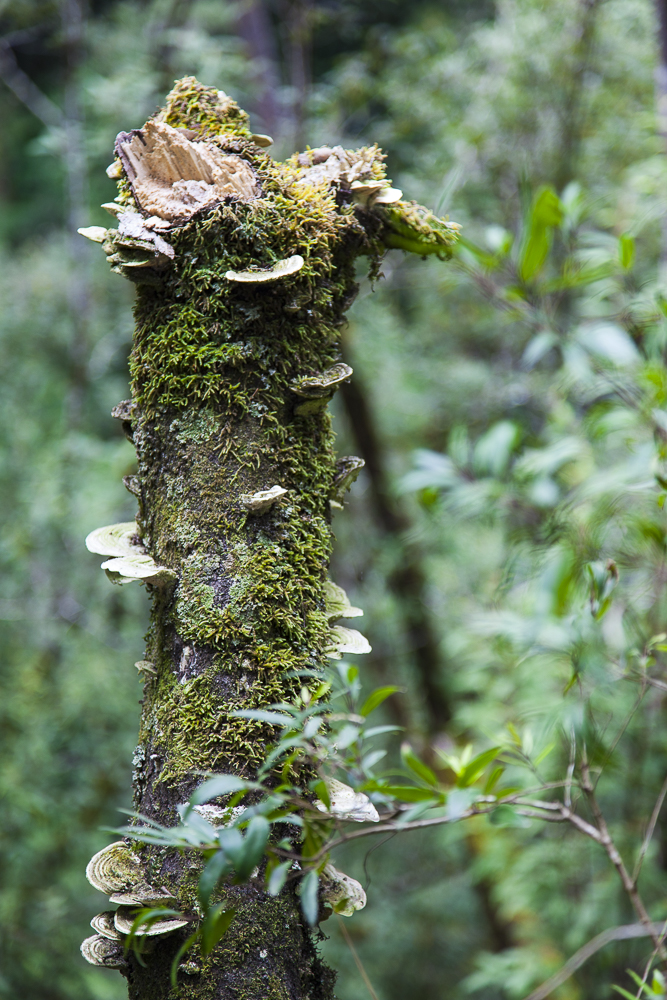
[
  {"left": 458, "top": 747, "right": 501, "bottom": 788},
  {"left": 380, "top": 784, "right": 438, "bottom": 802},
  {"left": 267, "top": 860, "right": 291, "bottom": 896},
  {"left": 170, "top": 931, "right": 200, "bottom": 987},
  {"left": 198, "top": 850, "right": 231, "bottom": 908},
  {"left": 230, "top": 709, "right": 295, "bottom": 727},
  {"left": 360, "top": 686, "right": 402, "bottom": 717},
  {"left": 619, "top": 233, "right": 635, "bottom": 269},
  {"left": 612, "top": 987, "right": 642, "bottom": 1000},
  {"left": 200, "top": 905, "right": 235, "bottom": 958},
  {"left": 400, "top": 744, "right": 438, "bottom": 787},
  {"left": 484, "top": 766, "right": 504, "bottom": 795},
  {"left": 233, "top": 816, "right": 270, "bottom": 883},
  {"left": 518, "top": 186, "right": 563, "bottom": 282},
  {"left": 190, "top": 775, "right": 253, "bottom": 806},
  {"left": 311, "top": 779, "right": 330, "bottom": 810},
  {"left": 299, "top": 870, "right": 320, "bottom": 926}
]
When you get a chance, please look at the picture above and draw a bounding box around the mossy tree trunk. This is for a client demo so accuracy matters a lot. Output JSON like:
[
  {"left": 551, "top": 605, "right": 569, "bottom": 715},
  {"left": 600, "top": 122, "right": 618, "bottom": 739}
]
[{"left": 81, "top": 78, "right": 458, "bottom": 1000}]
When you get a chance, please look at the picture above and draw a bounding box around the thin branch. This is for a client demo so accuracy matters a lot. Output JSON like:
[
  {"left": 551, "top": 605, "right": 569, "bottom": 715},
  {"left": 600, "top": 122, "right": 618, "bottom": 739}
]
[
  {"left": 0, "top": 39, "right": 64, "bottom": 128},
  {"left": 336, "top": 915, "right": 380, "bottom": 1000},
  {"left": 565, "top": 727, "right": 576, "bottom": 809},
  {"left": 580, "top": 759, "right": 667, "bottom": 961},
  {"left": 522, "top": 922, "right": 667, "bottom": 1000},
  {"left": 633, "top": 774, "right": 667, "bottom": 885}
]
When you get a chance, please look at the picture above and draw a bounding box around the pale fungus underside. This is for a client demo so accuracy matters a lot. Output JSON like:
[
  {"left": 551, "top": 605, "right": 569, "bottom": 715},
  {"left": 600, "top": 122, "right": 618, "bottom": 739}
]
[{"left": 79, "top": 76, "right": 458, "bottom": 1000}]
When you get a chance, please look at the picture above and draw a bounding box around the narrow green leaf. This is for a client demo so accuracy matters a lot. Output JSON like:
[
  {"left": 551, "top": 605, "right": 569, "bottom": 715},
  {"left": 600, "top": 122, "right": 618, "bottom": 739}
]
[
  {"left": 201, "top": 905, "right": 235, "bottom": 957},
  {"left": 267, "top": 860, "right": 291, "bottom": 896},
  {"left": 198, "top": 850, "right": 231, "bottom": 908},
  {"left": 190, "top": 775, "right": 253, "bottom": 806},
  {"left": 380, "top": 784, "right": 437, "bottom": 803},
  {"left": 401, "top": 744, "right": 438, "bottom": 787},
  {"left": 360, "top": 686, "right": 402, "bottom": 718},
  {"left": 299, "top": 870, "right": 319, "bottom": 926},
  {"left": 170, "top": 931, "right": 200, "bottom": 987},
  {"left": 458, "top": 747, "right": 501, "bottom": 787},
  {"left": 230, "top": 709, "right": 295, "bottom": 726},
  {"left": 619, "top": 233, "right": 635, "bottom": 269}
]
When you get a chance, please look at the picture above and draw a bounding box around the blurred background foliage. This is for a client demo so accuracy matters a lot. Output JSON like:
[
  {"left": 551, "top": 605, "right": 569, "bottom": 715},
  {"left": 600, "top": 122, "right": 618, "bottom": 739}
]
[{"left": 3, "top": 1, "right": 667, "bottom": 998}]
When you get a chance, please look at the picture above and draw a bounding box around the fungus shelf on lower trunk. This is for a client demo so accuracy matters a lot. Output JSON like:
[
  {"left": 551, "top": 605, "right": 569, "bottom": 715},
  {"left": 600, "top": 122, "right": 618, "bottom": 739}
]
[{"left": 78, "top": 76, "right": 458, "bottom": 1000}]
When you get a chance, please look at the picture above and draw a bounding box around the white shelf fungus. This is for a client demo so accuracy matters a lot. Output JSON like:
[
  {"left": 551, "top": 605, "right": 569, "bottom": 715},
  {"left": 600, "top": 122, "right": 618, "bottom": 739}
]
[
  {"left": 81, "top": 934, "right": 127, "bottom": 968},
  {"left": 314, "top": 778, "right": 379, "bottom": 823},
  {"left": 240, "top": 485, "right": 288, "bottom": 514},
  {"left": 374, "top": 187, "right": 402, "bottom": 204},
  {"left": 225, "top": 255, "right": 304, "bottom": 283},
  {"left": 324, "top": 580, "right": 363, "bottom": 622},
  {"left": 114, "top": 908, "right": 190, "bottom": 937},
  {"left": 90, "top": 912, "right": 121, "bottom": 941},
  {"left": 320, "top": 863, "right": 367, "bottom": 917},
  {"left": 331, "top": 456, "right": 365, "bottom": 503},
  {"left": 114, "top": 120, "right": 258, "bottom": 223},
  {"left": 326, "top": 625, "right": 372, "bottom": 659},
  {"left": 85, "top": 522, "right": 175, "bottom": 586},
  {"left": 85, "top": 841, "right": 143, "bottom": 895},
  {"left": 78, "top": 226, "right": 108, "bottom": 243}
]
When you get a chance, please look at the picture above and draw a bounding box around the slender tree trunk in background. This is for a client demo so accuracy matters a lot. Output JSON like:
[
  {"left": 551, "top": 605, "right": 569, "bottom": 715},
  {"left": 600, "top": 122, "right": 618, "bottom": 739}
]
[
  {"left": 554, "top": 0, "right": 603, "bottom": 191},
  {"left": 80, "top": 77, "right": 457, "bottom": 999},
  {"left": 236, "top": 0, "right": 283, "bottom": 138},
  {"left": 338, "top": 359, "right": 452, "bottom": 735}
]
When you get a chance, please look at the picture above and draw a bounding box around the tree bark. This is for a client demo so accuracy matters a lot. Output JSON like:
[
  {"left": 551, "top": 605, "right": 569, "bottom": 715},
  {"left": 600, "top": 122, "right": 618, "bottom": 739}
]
[{"left": 77, "top": 77, "right": 458, "bottom": 999}]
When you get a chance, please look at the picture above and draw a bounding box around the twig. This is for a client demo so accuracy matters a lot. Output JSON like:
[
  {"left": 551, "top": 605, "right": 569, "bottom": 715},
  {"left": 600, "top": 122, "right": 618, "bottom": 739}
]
[
  {"left": 336, "top": 914, "right": 380, "bottom": 1000},
  {"left": 633, "top": 774, "right": 667, "bottom": 885},
  {"left": 522, "top": 922, "right": 667, "bottom": 1000},
  {"left": 579, "top": 759, "right": 667, "bottom": 961},
  {"left": 565, "top": 727, "right": 576, "bottom": 809}
]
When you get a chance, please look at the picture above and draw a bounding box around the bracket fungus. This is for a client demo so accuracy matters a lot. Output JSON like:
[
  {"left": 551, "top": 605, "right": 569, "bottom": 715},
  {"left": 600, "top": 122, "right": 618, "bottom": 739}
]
[
  {"left": 324, "top": 580, "right": 363, "bottom": 621},
  {"left": 114, "top": 120, "right": 258, "bottom": 223},
  {"left": 315, "top": 778, "right": 379, "bottom": 823},
  {"left": 85, "top": 522, "right": 175, "bottom": 586},
  {"left": 109, "top": 885, "right": 176, "bottom": 906},
  {"left": 350, "top": 180, "right": 402, "bottom": 207},
  {"left": 250, "top": 133, "right": 273, "bottom": 147},
  {"left": 240, "top": 485, "right": 288, "bottom": 514},
  {"left": 114, "top": 908, "right": 190, "bottom": 937},
  {"left": 326, "top": 624, "right": 372, "bottom": 659},
  {"left": 81, "top": 934, "right": 128, "bottom": 969},
  {"left": 331, "top": 456, "right": 365, "bottom": 504},
  {"left": 291, "top": 363, "right": 353, "bottom": 415},
  {"left": 225, "top": 255, "right": 304, "bottom": 283},
  {"left": 90, "top": 911, "right": 122, "bottom": 941},
  {"left": 320, "top": 863, "right": 367, "bottom": 917},
  {"left": 85, "top": 841, "right": 144, "bottom": 895}
]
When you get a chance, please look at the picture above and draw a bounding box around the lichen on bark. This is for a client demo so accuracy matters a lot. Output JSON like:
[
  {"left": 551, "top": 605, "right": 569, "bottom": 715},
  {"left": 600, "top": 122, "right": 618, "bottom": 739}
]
[{"left": 80, "top": 76, "right": 458, "bottom": 1000}]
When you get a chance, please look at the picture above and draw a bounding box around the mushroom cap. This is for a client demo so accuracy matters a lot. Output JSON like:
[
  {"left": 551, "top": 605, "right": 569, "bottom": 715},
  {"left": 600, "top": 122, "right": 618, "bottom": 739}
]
[
  {"left": 86, "top": 841, "right": 143, "bottom": 894},
  {"left": 315, "top": 778, "right": 379, "bottom": 823},
  {"left": 101, "top": 554, "right": 176, "bottom": 585},
  {"left": 251, "top": 133, "right": 273, "bottom": 147},
  {"left": 326, "top": 625, "right": 371, "bottom": 658},
  {"left": 78, "top": 226, "right": 108, "bottom": 244},
  {"left": 324, "top": 580, "right": 363, "bottom": 622},
  {"left": 320, "top": 863, "right": 367, "bottom": 916},
  {"left": 292, "top": 363, "right": 353, "bottom": 399},
  {"left": 85, "top": 523, "right": 138, "bottom": 558},
  {"left": 240, "top": 485, "right": 288, "bottom": 514},
  {"left": 374, "top": 187, "right": 402, "bottom": 204},
  {"left": 109, "top": 883, "right": 176, "bottom": 906},
  {"left": 114, "top": 906, "right": 190, "bottom": 937},
  {"left": 90, "top": 911, "right": 121, "bottom": 941},
  {"left": 225, "top": 255, "right": 304, "bottom": 283},
  {"left": 80, "top": 933, "right": 127, "bottom": 968}
]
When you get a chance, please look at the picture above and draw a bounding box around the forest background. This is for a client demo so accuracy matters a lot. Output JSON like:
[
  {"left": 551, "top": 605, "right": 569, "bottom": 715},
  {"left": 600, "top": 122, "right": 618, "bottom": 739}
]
[{"left": 4, "top": 0, "right": 667, "bottom": 998}]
